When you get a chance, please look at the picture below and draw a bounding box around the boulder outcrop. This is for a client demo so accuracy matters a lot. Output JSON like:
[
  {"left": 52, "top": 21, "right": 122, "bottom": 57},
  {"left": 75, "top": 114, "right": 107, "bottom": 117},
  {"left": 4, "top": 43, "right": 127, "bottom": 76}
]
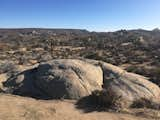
[
  {"left": 2, "top": 59, "right": 160, "bottom": 109},
  {"left": 100, "top": 62, "right": 160, "bottom": 108},
  {"left": 3, "top": 59, "right": 103, "bottom": 99}
]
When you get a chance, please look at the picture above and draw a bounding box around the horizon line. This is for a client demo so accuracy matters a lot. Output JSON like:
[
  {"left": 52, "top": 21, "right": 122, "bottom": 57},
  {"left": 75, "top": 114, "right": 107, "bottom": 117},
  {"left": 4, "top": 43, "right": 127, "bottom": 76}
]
[{"left": 0, "top": 27, "right": 159, "bottom": 32}]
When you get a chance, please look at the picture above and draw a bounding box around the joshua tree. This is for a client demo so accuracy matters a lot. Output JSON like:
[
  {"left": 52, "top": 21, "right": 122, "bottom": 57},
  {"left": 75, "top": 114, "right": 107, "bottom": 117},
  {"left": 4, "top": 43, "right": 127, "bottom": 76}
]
[{"left": 46, "top": 33, "right": 57, "bottom": 58}]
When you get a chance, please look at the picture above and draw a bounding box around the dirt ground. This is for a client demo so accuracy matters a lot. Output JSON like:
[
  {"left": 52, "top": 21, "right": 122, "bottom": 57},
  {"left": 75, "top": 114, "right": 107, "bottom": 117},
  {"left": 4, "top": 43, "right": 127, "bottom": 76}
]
[{"left": 0, "top": 94, "right": 158, "bottom": 120}]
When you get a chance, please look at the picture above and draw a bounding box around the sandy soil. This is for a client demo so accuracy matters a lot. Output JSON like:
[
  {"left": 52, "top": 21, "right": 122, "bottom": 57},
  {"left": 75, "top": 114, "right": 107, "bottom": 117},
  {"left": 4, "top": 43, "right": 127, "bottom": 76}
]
[{"left": 0, "top": 94, "right": 156, "bottom": 120}]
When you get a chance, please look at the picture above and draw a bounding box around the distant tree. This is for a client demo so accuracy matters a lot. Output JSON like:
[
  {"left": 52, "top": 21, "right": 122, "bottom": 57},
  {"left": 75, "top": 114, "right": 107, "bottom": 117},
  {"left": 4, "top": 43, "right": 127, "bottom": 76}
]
[{"left": 46, "top": 33, "right": 57, "bottom": 58}]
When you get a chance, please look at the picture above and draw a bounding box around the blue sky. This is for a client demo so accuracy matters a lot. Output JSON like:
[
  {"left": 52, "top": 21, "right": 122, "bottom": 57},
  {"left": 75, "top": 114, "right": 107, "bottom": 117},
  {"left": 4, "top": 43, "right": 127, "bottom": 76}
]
[{"left": 0, "top": 0, "right": 160, "bottom": 31}]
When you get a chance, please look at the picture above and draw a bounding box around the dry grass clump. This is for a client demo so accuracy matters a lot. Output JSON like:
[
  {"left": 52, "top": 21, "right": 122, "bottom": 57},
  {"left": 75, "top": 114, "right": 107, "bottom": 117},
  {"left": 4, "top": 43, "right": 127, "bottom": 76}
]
[
  {"left": 131, "top": 98, "right": 160, "bottom": 110},
  {"left": 78, "top": 90, "right": 160, "bottom": 112},
  {"left": 91, "top": 90, "right": 123, "bottom": 110},
  {"left": 76, "top": 90, "right": 123, "bottom": 112}
]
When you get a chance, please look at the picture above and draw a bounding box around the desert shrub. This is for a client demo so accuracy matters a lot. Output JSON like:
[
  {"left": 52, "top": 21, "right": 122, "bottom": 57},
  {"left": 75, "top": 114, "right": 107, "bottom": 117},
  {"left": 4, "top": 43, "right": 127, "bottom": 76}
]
[
  {"left": 83, "top": 52, "right": 100, "bottom": 59},
  {"left": 91, "top": 91, "right": 160, "bottom": 110},
  {"left": 154, "top": 67, "right": 160, "bottom": 75},
  {"left": 0, "top": 61, "right": 18, "bottom": 77},
  {"left": 126, "top": 65, "right": 138, "bottom": 73},
  {"left": 18, "top": 55, "right": 30, "bottom": 65},
  {"left": 89, "top": 90, "right": 123, "bottom": 110},
  {"left": 131, "top": 98, "right": 160, "bottom": 110},
  {"left": 0, "top": 61, "right": 16, "bottom": 74},
  {"left": 83, "top": 51, "right": 106, "bottom": 61},
  {"left": 148, "top": 67, "right": 160, "bottom": 86},
  {"left": 76, "top": 89, "right": 123, "bottom": 112}
]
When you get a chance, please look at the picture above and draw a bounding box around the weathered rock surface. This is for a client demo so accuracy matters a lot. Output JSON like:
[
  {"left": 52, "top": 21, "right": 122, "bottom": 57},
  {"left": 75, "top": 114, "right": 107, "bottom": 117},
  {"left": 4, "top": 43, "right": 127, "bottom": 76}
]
[
  {"left": 100, "top": 62, "right": 160, "bottom": 108},
  {"left": 3, "top": 59, "right": 103, "bottom": 99},
  {"left": 2, "top": 59, "right": 160, "bottom": 109}
]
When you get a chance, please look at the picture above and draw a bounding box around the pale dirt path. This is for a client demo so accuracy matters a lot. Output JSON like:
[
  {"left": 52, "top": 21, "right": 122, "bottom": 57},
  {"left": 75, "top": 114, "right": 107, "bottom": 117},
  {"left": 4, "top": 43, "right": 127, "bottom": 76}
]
[{"left": 0, "top": 94, "right": 151, "bottom": 120}]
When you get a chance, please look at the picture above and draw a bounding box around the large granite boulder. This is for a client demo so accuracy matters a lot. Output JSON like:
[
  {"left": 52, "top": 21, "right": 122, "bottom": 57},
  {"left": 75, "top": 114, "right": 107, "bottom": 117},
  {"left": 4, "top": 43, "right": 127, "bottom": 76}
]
[
  {"left": 2, "top": 59, "right": 160, "bottom": 109},
  {"left": 3, "top": 59, "right": 103, "bottom": 99},
  {"left": 100, "top": 62, "right": 160, "bottom": 108}
]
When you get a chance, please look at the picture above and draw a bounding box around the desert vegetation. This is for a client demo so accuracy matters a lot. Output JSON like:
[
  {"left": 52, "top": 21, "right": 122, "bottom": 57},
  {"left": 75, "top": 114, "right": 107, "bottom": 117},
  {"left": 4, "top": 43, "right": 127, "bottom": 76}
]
[
  {"left": 0, "top": 28, "right": 160, "bottom": 120},
  {"left": 0, "top": 28, "right": 160, "bottom": 84}
]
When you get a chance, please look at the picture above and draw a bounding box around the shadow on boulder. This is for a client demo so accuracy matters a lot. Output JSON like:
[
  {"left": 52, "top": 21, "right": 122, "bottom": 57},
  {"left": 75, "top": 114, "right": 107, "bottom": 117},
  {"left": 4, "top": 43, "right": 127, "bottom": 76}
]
[
  {"left": 2, "top": 59, "right": 103, "bottom": 100},
  {"left": 2, "top": 65, "right": 54, "bottom": 100}
]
